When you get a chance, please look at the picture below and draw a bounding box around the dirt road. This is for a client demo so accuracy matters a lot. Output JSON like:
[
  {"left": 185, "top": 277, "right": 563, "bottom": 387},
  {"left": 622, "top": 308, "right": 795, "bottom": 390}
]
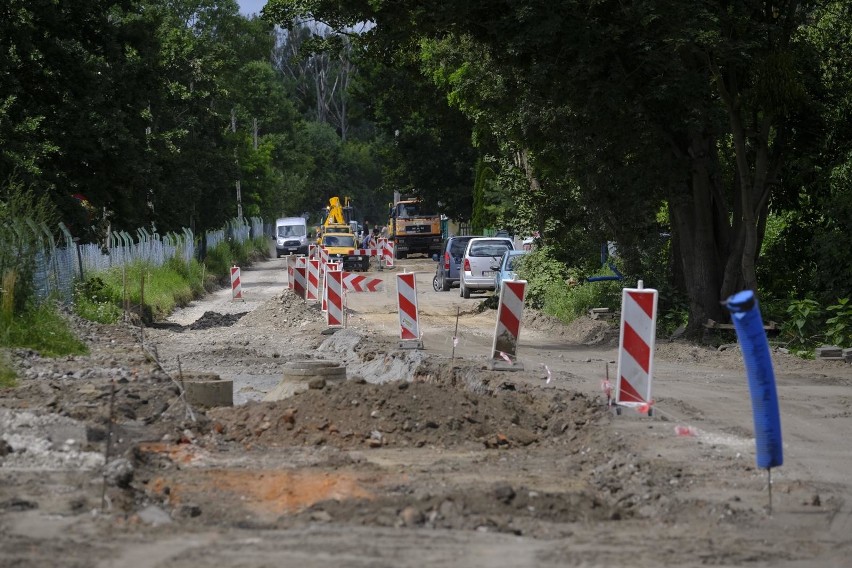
[{"left": 2, "top": 251, "right": 851, "bottom": 567}]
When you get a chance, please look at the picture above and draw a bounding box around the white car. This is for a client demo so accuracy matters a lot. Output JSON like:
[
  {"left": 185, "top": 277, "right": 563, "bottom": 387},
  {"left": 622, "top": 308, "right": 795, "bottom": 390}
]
[{"left": 459, "top": 237, "right": 515, "bottom": 298}]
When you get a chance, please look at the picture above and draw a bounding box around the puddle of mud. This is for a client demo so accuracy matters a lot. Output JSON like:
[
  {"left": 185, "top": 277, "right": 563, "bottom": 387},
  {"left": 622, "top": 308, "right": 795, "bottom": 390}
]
[{"left": 149, "top": 468, "right": 378, "bottom": 517}]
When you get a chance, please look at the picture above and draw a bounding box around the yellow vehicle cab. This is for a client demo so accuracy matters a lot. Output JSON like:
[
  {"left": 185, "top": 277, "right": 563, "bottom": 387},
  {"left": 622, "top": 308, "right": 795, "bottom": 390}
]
[{"left": 321, "top": 232, "right": 370, "bottom": 272}]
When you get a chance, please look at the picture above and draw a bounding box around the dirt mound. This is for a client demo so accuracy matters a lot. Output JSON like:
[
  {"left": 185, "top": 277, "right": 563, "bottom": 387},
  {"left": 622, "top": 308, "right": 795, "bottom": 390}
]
[
  {"left": 207, "top": 375, "right": 603, "bottom": 451},
  {"left": 188, "top": 311, "right": 247, "bottom": 330},
  {"left": 523, "top": 311, "right": 618, "bottom": 345},
  {"left": 236, "top": 291, "right": 324, "bottom": 329}
]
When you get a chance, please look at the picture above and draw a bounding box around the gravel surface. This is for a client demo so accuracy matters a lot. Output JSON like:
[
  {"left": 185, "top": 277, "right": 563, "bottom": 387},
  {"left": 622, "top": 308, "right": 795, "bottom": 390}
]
[{"left": 1, "top": 251, "right": 851, "bottom": 567}]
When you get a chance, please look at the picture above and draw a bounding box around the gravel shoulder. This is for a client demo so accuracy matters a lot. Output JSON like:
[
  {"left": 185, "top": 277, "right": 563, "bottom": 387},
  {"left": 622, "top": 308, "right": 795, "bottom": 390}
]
[{"left": 2, "top": 251, "right": 851, "bottom": 567}]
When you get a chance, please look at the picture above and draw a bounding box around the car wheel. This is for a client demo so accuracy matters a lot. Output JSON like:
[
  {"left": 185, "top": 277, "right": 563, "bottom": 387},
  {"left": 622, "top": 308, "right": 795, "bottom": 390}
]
[
  {"left": 462, "top": 283, "right": 471, "bottom": 299},
  {"left": 432, "top": 274, "right": 441, "bottom": 292},
  {"left": 441, "top": 276, "right": 451, "bottom": 292}
]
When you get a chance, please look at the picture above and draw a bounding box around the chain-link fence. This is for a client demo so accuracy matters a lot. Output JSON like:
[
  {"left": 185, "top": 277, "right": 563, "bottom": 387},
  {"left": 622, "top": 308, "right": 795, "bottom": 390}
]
[{"left": 1, "top": 216, "right": 264, "bottom": 308}]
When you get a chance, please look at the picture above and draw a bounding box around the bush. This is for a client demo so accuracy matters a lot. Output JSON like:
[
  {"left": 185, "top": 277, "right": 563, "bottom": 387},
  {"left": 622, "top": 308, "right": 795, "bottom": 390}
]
[
  {"left": 542, "top": 279, "right": 623, "bottom": 322},
  {"left": 74, "top": 277, "right": 122, "bottom": 324},
  {"left": 825, "top": 298, "right": 852, "bottom": 348},
  {"left": 781, "top": 298, "right": 824, "bottom": 354},
  {"left": 515, "top": 246, "right": 569, "bottom": 309},
  {"left": 516, "top": 246, "right": 623, "bottom": 323}
]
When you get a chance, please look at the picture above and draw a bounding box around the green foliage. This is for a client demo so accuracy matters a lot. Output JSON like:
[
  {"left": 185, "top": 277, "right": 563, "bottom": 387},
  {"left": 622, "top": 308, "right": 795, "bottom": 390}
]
[
  {"left": 0, "top": 302, "right": 87, "bottom": 358},
  {"left": 515, "top": 246, "right": 568, "bottom": 310},
  {"left": 164, "top": 256, "right": 206, "bottom": 297},
  {"left": 658, "top": 304, "right": 689, "bottom": 339},
  {"left": 825, "top": 298, "right": 852, "bottom": 348},
  {"left": 75, "top": 253, "right": 210, "bottom": 324},
  {"left": 74, "top": 231, "right": 270, "bottom": 326},
  {"left": 470, "top": 159, "right": 490, "bottom": 233},
  {"left": 203, "top": 242, "right": 236, "bottom": 281},
  {"left": 73, "top": 277, "right": 122, "bottom": 324},
  {"left": 0, "top": 353, "right": 16, "bottom": 388},
  {"left": 776, "top": 296, "right": 852, "bottom": 357},
  {"left": 781, "top": 299, "right": 824, "bottom": 353},
  {"left": 542, "top": 280, "right": 623, "bottom": 324},
  {"left": 0, "top": 184, "right": 60, "bottom": 314}
]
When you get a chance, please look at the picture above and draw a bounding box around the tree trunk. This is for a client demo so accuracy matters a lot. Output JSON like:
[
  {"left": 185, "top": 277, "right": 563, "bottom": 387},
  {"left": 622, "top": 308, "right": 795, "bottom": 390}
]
[{"left": 669, "top": 134, "right": 728, "bottom": 336}]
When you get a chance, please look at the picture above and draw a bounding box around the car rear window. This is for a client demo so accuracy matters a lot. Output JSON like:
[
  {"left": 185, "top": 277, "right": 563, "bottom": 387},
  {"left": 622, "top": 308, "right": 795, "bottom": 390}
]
[
  {"left": 469, "top": 241, "right": 511, "bottom": 257},
  {"left": 449, "top": 238, "right": 475, "bottom": 256},
  {"left": 506, "top": 255, "right": 525, "bottom": 270}
]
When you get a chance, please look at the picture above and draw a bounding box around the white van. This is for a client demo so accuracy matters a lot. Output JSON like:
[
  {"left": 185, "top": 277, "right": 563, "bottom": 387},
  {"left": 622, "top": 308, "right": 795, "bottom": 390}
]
[{"left": 275, "top": 217, "right": 309, "bottom": 257}]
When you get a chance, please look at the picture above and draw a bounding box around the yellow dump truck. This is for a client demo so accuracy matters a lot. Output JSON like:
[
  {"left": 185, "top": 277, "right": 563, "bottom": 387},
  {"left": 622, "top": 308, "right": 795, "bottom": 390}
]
[{"left": 387, "top": 198, "right": 442, "bottom": 260}]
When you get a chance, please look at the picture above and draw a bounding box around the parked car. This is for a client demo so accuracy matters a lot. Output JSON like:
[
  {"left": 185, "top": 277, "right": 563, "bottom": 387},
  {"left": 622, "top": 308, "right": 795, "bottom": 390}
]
[
  {"left": 493, "top": 250, "right": 529, "bottom": 295},
  {"left": 432, "top": 235, "right": 481, "bottom": 292},
  {"left": 459, "top": 237, "right": 515, "bottom": 298}
]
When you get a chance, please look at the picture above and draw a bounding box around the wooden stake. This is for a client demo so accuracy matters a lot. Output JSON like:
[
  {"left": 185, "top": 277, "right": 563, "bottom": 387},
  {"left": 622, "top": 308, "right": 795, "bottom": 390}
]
[
  {"left": 768, "top": 467, "right": 773, "bottom": 515},
  {"left": 451, "top": 307, "right": 460, "bottom": 365}
]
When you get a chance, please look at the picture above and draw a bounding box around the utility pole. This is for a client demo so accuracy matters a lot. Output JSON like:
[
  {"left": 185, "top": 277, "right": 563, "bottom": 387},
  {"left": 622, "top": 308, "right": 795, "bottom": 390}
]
[{"left": 231, "top": 108, "right": 243, "bottom": 219}]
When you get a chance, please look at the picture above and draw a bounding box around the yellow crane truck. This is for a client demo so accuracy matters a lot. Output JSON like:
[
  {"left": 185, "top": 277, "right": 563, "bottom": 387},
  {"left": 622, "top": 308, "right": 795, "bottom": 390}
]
[
  {"left": 316, "top": 196, "right": 356, "bottom": 243},
  {"left": 320, "top": 231, "right": 370, "bottom": 272},
  {"left": 387, "top": 198, "right": 442, "bottom": 260}
]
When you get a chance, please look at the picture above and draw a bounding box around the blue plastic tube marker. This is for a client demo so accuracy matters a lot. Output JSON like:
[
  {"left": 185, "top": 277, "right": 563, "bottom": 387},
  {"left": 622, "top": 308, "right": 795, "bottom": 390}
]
[{"left": 726, "top": 290, "right": 783, "bottom": 512}]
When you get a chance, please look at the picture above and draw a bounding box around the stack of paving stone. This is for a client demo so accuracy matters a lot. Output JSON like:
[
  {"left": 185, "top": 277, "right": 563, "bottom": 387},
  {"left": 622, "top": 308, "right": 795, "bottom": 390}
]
[{"left": 814, "top": 346, "right": 852, "bottom": 362}]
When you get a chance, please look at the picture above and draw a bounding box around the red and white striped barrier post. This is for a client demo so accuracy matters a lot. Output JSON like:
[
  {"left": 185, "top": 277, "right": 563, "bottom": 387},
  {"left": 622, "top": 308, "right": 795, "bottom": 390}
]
[
  {"left": 383, "top": 238, "right": 395, "bottom": 268},
  {"left": 326, "top": 269, "right": 344, "bottom": 328},
  {"left": 230, "top": 265, "right": 244, "bottom": 301},
  {"left": 307, "top": 259, "right": 320, "bottom": 302},
  {"left": 322, "top": 262, "right": 339, "bottom": 312},
  {"left": 615, "top": 281, "right": 658, "bottom": 414},
  {"left": 396, "top": 272, "right": 422, "bottom": 349},
  {"left": 308, "top": 243, "right": 317, "bottom": 260},
  {"left": 286, "top": 255, "right": 295, "bottom": 290},
  {"left": 293, "top": 257, "right": 307, "bottom": 299},
  {"left": 488, "top": 280, "right": 527, "bottom": 370}
]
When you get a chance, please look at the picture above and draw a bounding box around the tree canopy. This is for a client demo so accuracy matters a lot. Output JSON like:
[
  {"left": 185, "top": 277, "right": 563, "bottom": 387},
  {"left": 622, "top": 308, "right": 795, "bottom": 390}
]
[
  {"left": 2, "top": 0, "right": 850, "bottom": 333},
  {"left": 264, "top": 0, "right": 852, "bottom": 331}
]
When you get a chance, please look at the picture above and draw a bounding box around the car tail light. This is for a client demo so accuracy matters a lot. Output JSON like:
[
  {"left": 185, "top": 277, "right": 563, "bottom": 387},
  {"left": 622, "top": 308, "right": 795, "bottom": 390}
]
[
  {"left": 444, "top": 252, "right": 450, "bottom": 270},
  {"left": 463, "top": 258, "right": 471, "bottom": 272}
]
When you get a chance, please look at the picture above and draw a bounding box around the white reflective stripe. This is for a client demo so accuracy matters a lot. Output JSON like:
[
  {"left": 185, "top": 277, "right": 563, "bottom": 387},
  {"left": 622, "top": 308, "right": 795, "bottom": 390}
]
[
  {"left": 623, "top": 291, "right": 654, "bottom": 339},
  {"left": 617, "top": 350, "right": 649, "bottom": 397}
]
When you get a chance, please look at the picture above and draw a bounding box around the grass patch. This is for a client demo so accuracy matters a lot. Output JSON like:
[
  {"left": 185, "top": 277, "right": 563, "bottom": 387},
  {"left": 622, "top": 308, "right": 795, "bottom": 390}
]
[
  {"left": 541, "top": 279, "right": 623, "bottom": 323},
  {"left": 0, "top": 302, "right": 88, "bottom": 358},
  {"left": 73, "top": 236, "right": 268, "bottom": 325},
  {"left": 204, "top": 237, "right": 269, "bottom": 282},
  {"left": 0, "top": 354, "right": 16, "bottom": 388},
  {"left": 77, "top": 258, "right": 205, "bottom": 323},
  {"left": 74, "top": 276, "right": 123, "bottom": 324}
]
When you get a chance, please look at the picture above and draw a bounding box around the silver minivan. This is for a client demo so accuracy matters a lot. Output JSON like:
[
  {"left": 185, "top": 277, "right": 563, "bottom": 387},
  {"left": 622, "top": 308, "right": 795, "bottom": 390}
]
[{"left": 459, "top": 237, "right": 514, "bottom": 298}]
